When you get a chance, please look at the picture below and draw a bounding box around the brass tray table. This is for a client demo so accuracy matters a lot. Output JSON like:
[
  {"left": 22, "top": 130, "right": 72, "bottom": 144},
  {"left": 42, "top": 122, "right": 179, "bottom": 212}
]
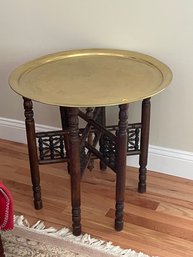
[{"left": 9, "top": 49, "right": 172, "bottom": 236}]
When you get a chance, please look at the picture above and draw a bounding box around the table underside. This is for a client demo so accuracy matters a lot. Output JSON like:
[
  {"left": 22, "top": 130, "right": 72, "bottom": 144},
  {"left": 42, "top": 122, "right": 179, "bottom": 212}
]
[{"left": 35, "top": 107, "right": 142, "bottom": 175}]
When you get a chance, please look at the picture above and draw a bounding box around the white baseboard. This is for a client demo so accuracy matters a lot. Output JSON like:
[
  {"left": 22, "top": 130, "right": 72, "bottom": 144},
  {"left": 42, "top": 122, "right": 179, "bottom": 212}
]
[
  {"left": 1, "top": 117, "right": 193, "bottom": 180},
  {"left": 127, "top": 146, "right": 193, "bottom": 180},
  {"left": 0, "top": 118, "right": 59, "bottom": 144}
]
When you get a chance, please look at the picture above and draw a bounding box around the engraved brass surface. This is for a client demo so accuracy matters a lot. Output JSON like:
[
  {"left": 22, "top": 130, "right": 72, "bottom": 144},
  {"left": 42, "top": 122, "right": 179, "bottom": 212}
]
[{"left": 9, "top": 49, "right": 172, "bottom": 107}]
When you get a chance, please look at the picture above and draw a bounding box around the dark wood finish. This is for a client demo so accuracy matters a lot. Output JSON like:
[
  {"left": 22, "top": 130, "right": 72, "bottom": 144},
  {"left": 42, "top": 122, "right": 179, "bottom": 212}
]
[
  {"left": 0, "top": 235, "right": 5, "bottom": 257},
  {"left": 36, "top": 130, "right": 69, "bottom": 164},
  {"left": 115, "top": 104, "right": 129, "bottom": 231},
  {"left": 23, "top": 97, "right": 42, "bottom": 209},
  {"left": 85, "top": 107, "right": 94, "bottom": 171},
  {"left": 98, "top": 107, "right": 107, "bottom": 171},
  {"left": 79, "top": 108, "right": 102, "bottom": 146},
  {"left": 138, "top": 98, "right": 151, "bottom": 193},
  {"left": 82, "top": 132, "right": 102, "bottom": 174},
  {"left": 78, "top": 110, "right": 117, "bottom": 141},
  {"left": 60, "top": 107, "right": 71, "bottom": 173},
  {"left": 68, "top": 107, "right": 81, "bottom": 236},
  {"left": 85, "top": 141, "right": 116, "bottom": 172},
  {"left": 79, "top": 107, "right": 102, "bottom": 174}
]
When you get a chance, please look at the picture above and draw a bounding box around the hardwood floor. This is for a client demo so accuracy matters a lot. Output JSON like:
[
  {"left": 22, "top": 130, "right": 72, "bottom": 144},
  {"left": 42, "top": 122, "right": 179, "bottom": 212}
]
[{"left": 1, "top": 138, "right": 193, "bottom": 256}]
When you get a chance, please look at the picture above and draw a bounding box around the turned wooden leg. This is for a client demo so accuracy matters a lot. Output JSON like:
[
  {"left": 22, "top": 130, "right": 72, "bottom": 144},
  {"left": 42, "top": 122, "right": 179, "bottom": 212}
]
[
  {"left": 68, "top": 107, "right": 81, "bottom": 236},
  {"left": 86, "top": 107, "right": 94, "bottom": 171},
  {"left": 138, "top": 98, "right": 151, "bottom": 193},
  {"left": 115, "top": 104, "right": 129, "bottom": 231},
  {"left": 0, "top": 234, "right": 5, "bottom": 257},
  {"left": 98, "top": 107, "right": 107, "bottom": 171},
  {"left": 23, "top": 97, "right": 42, "bottom": 209},
  {"left": 60, "top": 106, "right": 71, "bottom": 174}
]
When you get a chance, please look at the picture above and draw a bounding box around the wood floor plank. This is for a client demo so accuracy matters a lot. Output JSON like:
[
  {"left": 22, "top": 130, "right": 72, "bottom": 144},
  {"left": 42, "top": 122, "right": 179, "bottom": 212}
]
[
  {"left": 106, "top": 208, "right": 193, "bottom": 241},
  {"left": 156, "top": 202, "right": 193, "bottom": 221}
]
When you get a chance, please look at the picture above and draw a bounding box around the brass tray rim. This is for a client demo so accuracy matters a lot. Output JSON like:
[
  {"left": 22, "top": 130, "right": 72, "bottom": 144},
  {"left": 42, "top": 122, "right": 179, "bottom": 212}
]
[{"left": 9, "top": 48, "right": 173, "bottom": 107}]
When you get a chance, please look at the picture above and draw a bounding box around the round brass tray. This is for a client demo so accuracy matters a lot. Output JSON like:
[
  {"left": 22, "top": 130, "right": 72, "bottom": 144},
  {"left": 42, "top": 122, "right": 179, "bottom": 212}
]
[{"left": 9, "top": 49, "right": 172, "bottom": 107}]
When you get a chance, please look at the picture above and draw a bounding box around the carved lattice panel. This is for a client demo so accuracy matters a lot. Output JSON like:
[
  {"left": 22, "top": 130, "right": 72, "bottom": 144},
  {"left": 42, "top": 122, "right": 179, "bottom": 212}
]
[
  {"left": 37, "top": 133, "right": 65, "bottom": 162},
  {"left": 127, "top": 127, "right": 140, "bottom": 152},
  {"left": 99, "top": 135, "right": 116, "bottom": 169},
  {"left": 99, "top": 125, "right": 141, "bottom": 168}
]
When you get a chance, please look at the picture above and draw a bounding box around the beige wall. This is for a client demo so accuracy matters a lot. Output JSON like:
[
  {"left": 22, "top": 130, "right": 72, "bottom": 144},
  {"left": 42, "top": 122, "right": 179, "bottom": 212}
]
[{"left": 0, "top": 0, "right": 192, "bottom": 152}]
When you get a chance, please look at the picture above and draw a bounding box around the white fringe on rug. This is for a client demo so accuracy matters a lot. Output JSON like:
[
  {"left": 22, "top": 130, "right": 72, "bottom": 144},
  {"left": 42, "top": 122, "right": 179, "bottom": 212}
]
[{"left": 14, "top": 215, "right": 156, "bottom": 257}]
